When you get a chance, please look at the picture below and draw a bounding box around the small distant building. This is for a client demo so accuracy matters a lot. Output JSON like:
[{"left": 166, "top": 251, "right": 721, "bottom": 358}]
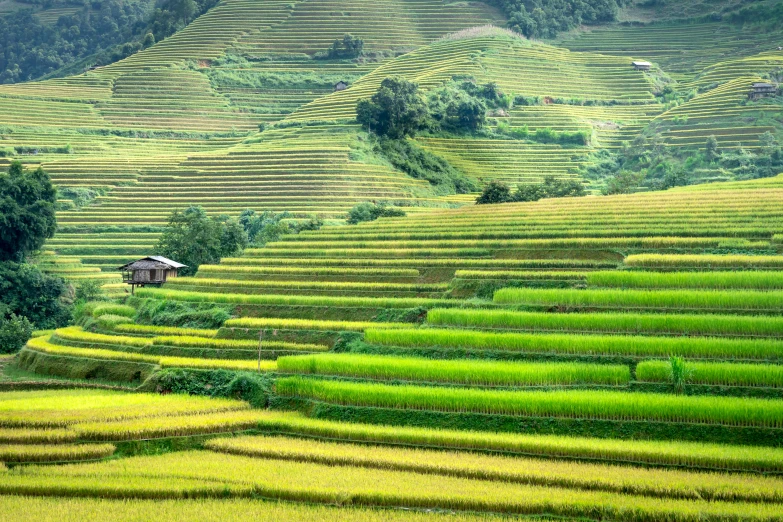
[
  {"left": 118, "top": 256, "right": 186, "bottom": 294},
  {"left": 334, "top": 81, "right": 349, "bottom": 91},
  {"left": 86, "top": 66, "right": 98, "bottom": 72},
  {"left": 749, "top": 82, "right": 777, "bottom": 100},
  {"left": 632, "top": 61, "right": 652, "bottom": 72}
]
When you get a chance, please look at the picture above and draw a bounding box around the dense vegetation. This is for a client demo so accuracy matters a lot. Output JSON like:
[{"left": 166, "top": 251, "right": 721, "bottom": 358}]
[
  {"left": 492, "top": 0, "right": 626, "bottom": 38},
  {"left": 0, "top": 0, "right": 218, "bottom": 83}
]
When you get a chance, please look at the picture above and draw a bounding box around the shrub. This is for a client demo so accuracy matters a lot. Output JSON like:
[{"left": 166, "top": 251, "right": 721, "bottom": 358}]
[
  {"left": 0, "top": 313, "right": 33, "bottom": 354},
  {"left": 356, "top": 77, "right": 428, "bottom": 139},
  {"left": 476, "top": 181, "right": 513, "bottom": 204},
  {"left": 347, "top": 202, "right": 406, "bottom": 224}
]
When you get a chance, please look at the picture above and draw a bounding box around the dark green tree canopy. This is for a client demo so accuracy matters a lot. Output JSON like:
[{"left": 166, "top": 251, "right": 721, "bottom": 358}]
[
  {"left": 476, "top": 181, "right": 513, "bottom": 204},
  {"left": 0, "top": 161, "right": 57, "bottom": 262},
  {"left": 357, "top": 76, "right": 429, "bottom": 139},
  {"left": 156, "top": 206, "right": 247, "bottom": 276},
  {"left": 0, "top": 261, "right": 71, "bottom": 331}
]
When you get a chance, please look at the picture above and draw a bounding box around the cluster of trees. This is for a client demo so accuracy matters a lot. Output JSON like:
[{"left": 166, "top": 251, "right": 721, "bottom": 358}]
[
  {"left": 315, "top": 34, "right": 364, "bottom": 60},
  {"left": 490, "top": 0, "right": 626, "bottom": 39},
  {"left": 0, "top": 0, "right": 217, "bottom": 83},
  {"left": 156, "top": 207, "right": 323, "bottom": 276},
  {"left": 591, "top": 132, "right": 783, "bottom": 195},
  {"left": 476, "top": 176, "right": 586, "bottom": 204},
  {"left": 356, "top": 77, "right": 495, "bottom": 193},
  {"left": 357, "top": 77, "right": 506, "bottom": 139},
  {"left": 0, "top": 162, "right": 70, "bottom": 352}
]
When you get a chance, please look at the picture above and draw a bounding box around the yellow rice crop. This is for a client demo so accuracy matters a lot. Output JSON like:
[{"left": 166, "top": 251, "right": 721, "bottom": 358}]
[
  {"left": 0, "top": 443, "right": 115, "bottom": 463},
  {"left": 205, "top": 434, "right": 783, "bottom": 503}
]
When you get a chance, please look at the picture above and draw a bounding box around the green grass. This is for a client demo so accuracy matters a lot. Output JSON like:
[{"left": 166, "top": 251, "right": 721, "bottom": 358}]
[
  {"left": 277, "top": 377, "right": 783, "bottom": 427},
  {"left": 637, "top": 360, "right": 783, "bottom": 388},
  {"left": 365, "top": 328, "right": 783, "bottom": 361},
  {"left": 277, "top": 354, "right": 630, "bottom": 387},
  {"left": 426, "top": 308, "right": 783, "bottom": 338},
  {"left": 587, "top": 271, "right": 783, "bottom": 290},
  {"left": 493, "top": 287, "right": 783, "bottom": 313}
]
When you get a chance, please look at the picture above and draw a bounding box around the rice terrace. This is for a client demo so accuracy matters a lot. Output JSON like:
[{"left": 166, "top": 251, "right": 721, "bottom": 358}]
[{"left": 2, "top": 0, "right": 783, "bottom": 520}]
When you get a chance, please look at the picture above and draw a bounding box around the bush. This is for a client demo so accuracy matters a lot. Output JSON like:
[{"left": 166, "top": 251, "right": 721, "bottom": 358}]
[
  {"left": 0, "top": 261, "right": 71, "bottom": 330},
  {"left": 514, "top": 176, "right": 586, "bottom": 202},
  {"left": 75, "top": 279, "right": 106, "bottom": 302},
  {"left": 347, "top": 202, "right": 406, "bottom": 224},
  {"left": 476, "top": 181, "right": 513, "bottom": 204},
  {"left": 0, "top": 313, "right": 33, "bottom": 354},
  {"left": 315, "top": 34, "right": 364, "bottom": 60}
]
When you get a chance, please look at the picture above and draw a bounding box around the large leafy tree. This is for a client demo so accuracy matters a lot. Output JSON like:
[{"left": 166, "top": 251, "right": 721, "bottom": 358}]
[
  {"left": 156, "top": 206, "right": 247, "bottom": 276},
  {"left": 357, "top": 76, "right": 429, "bottom": 139},
  {"left": 0, "top": 161, "right": 57, "bottom": 262},
  {"left": 0, "top": 162, "right": 69, "bottom": 352}
]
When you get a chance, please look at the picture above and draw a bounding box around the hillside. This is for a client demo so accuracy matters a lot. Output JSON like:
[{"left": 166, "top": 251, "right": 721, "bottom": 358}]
[{"left": 8, "top": 175, "right": 783, "bottom": 520}]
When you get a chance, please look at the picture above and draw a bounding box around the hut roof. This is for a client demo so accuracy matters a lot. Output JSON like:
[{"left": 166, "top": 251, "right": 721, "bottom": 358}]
[
  {"left": 118, "top": 256, "right": 187, "bottom": 271},
  {"left": 632, "top": 61, "right": 652, "bottom": 67},
  {"left": 752, "top": 82, "right": 775, "bottom": 88}
]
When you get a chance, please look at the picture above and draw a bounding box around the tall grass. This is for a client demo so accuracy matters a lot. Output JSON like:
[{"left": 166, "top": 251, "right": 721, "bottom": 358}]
[
  {"left": 426, "top": 308, "right": 783, "bottom": 338},
  {"left": 277, "top": 377, "right": 783, "bottom": 427},
  {"left": 152, "top": 336, "right": 328, "bottom": 352},
  {"left": 456, "top": 270, "right": 587, "bottom": 281},
  {"left": 205, "top": 434, "right": 783, "bottom": 503},
  {"left": 91, "top": 304, "right": 136, "bottom": 318},
  {"left": 277, "top": 354, "right": 630, "bottom": 386},
  {"left": 248, "top": 411, "right": 783, "bottom": 472},
  {"left": 587, "top": 271, "right": 783, "bottom": 290},
  {"left": 365, "top": 328, "right": 783, "bottom": 360},
  {"left": 493, "top": 287, "right": 783, "bottom": 312},
  {"left": 637, "top": 360, "right": 783, "bottom": 388},
  {"left": 113, "top": 324, "right": 218, "bottom": 337}
]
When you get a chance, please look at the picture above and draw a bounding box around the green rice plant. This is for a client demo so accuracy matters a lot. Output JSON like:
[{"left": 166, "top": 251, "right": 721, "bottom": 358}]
[
  {"left": 135, "top": 288, "right": 453, "bottom": 309},
  {"left": 277, "top": 377, "right": 783, "bottom": 428},
  {"left": 426, "top": 308, "right": 783, "bottom": 338},
  {"left": 113, "top": 324, "right": 218, "bottom": 337},
  {"left": 365, "top": 328, "right": 783, "bottom": 360},
  {"left": 493, "top": 287, "right": 783, "bottom": 312},
  {"left": 0, "top": 428, "right": 77, "bottom": 444},
  {"left": 0, "top": 443, "right": 115, "bottom": 463},
  {"left": 587, "top": 271, "right": 783, "bottom": 290},
  {"left": 0, "top": 388, "right": 247, "bottom": 427},
  {"left": 625, "top": 254, "right": 783, "bottom": 269},
  {"left": 224, "top": 317, "right": 412, "bottom": 332},
  {"left": 8, "top": 450, "right": 783, "bottom": 520},
  {"left": 0, "top": 496, "right": 520, "bottom": 522},
  {"left": 74, "top": 410, "right": 273, "bottom": 441},
  {"left": 205, "top": 434, "right": 783, "bottom": 503},
  {"left": 668, "top": 356, "right": 694, "bottom": 394},
  {"left": 151, "top": 336, "right": 328, "bottom": 352},
  {"left": 167, "top": 278, "right": 447, "bottom": 292},
  {"left": 637, "top": 360, "right": 783, "bottom": 388},
  {"left": 94, "top": 314, "right": 134, "bottom": 329},
  {"left": 91, "top": 304, "right": 136, "bottom": 318},
  {"left": 277, "top": 354, "right": 630, "bottom": 387}
]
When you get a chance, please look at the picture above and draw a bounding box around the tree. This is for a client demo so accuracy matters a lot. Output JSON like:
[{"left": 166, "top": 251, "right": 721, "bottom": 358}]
[
  {"left": 705, "top": 135, "right": 720, "bottom": 163},
  {"left": 0, "top": 161, "right": 57, "bottom": 262},
  {"left": 603, "top": 170, "right": 644, "bottom": 195},
  {"left": 476, "top": 181, "right": 513, "bottom": 204},
  {"left": 156, "top": 206, "right": 247, "bottom": 276},
  {"left": 318, "top": 34, "right": 364, "bottom": 59},
  {"left": 356, "top": 77, "right": 428, "bottom": 139},
  {"left": 347, "top": 202, "right": 406, "bottom": 225},
  {"left": 0, "top": 261, "right": 71, "bottom": 330}
]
